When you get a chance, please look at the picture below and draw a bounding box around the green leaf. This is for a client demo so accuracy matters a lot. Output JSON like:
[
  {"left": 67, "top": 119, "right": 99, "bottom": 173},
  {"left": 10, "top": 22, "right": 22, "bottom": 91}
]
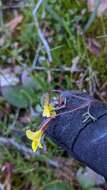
[
  {"left": 2, "top": 86, "right": 30, "bottom": 108},
  {"left": 76, "top": 168, "right": 95, "bottom": 189},
  {"left": 44, "top": 181, "right": 74, "bottom": 190},
  {"left": 84, "top": 0, "right": 101, "bottom": 32}
]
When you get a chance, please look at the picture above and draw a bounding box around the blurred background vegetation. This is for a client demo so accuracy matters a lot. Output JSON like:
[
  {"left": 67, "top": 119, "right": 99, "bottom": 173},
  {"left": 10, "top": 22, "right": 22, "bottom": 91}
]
[{"left": 0, "top": 0, "right": 107, "bottom": 189}]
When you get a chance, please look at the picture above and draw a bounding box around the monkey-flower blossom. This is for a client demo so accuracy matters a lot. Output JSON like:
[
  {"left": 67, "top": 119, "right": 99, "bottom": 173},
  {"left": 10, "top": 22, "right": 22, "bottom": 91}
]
[
  {"left": 26, "top": 129, "right": 43, "bottom": 152},
  {"left": 43, "top": 102, "right": 56, "bottom": 118}
]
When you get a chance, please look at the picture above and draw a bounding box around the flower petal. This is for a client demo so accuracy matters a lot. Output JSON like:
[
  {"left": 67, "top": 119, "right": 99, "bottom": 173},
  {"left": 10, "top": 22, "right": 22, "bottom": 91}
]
[
  {"left": 26, "top": 130, "right": 36, "bottom": 140},
  {"left": 32, "top": 140, "right": 38, "bottom": 152},
  {"left": 26, "top": 129, "right": 43, "bottom": 152},
  {"left": 51, "top": 110, "right": 56, "bottom": 117},
  {"left": 48, "top": 104, "right": 54, "bottom": 110},
  {"left": 43, "top": 110, "right": 51, "bottom": 117},
  {"left": 34, "top": 130, "right": 43, "bottom": 139},
  {"left": 43, "top": 103, "right": 56, "bottom": 117},
  {"left": 38, "top": 142, "right": 43, "bottom": 149},
  {"left": 43, "top": 104, "right": 50, "bottom": 117}
]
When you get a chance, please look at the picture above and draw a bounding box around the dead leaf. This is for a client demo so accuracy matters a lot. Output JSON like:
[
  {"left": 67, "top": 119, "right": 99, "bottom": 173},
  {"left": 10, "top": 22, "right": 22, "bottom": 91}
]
[
  {"left": 52, "top": 157, "right": 76, "bottom": 183},
  {"left": 86, "top": 37, "right": 101, "bottom": 55},
  {"left": 87, "top": 0, "right": 107, "bottom": 16},
  {"left": 42, "top": 21, "right": 55, "bottom": 38},
  {"left": 96, "top": 80, "right": 107, "bottom": 102},
  {"left": 6, "top": 15, "right": 23, "bottom": 33},
  {"left": 0, "top": 15, "right": 23, "bottom": 46},
  {"left": 19, "top": 115, "right": 31, "bottom": 124},
  {"left": 2, "top": 163, "right": 14, "bottom": 190},
  {"left": 71, "top": 56, "right": 82, "bottom": 73}
]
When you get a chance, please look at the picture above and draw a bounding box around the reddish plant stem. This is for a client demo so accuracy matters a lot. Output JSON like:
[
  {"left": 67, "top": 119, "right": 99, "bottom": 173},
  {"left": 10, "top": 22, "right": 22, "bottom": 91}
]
[
  {"left": 56, "top": 99, "right": 96, "bottom": 117},
  {"left": 40, "top": 99, "right": 94, "bottom": 133},
  {"left": 40, "top": 118, "right": 53, "bottom": 132},
  {"left": 48, "top": 90, "right": 94, "bottom": 101}
]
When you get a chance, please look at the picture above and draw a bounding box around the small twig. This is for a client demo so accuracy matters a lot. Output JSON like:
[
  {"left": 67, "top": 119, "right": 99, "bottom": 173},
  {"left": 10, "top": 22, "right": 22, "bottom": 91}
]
[
  {"left": 0, "top": 137, "right": 38, "bottom": 157},
  {"left": 0, "top": 137, "right": 60, "bottom": 168},
  {"left": 28, "top": 66, "right": 78, "bottom": 73},
  {"left": 0, "top": 4, "right": 31, "bottom": 10},
  {"left": 34, "top": 17, "right": 52, "bottom": 63},
  {"left": 32, "top": 0, "right": 44, "bottom": 16},
  {"left": 32, "top": 0, "right": 52, "bottom": 63}
]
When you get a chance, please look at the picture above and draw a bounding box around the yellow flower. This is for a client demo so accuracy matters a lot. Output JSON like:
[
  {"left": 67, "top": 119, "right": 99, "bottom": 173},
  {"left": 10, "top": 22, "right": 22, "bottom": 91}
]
[
  {"left": 43, "top": 102, "right": 56, "bottom": 117},
  {"left": 26, "top": 129, "right": 43, "bottom": 152}
]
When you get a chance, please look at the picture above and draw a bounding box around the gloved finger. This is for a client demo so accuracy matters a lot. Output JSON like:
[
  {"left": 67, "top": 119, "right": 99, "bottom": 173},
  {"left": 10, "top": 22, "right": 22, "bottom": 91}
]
[
  {"left": 46, "top": 90, "right": 98, "bottom": 147},
  {"left": 74, "top": 113, "right": 107, "bottom": 178},
  {"left": 60, "top": 90, "right": 92, "bottom": 108},
  {"left": 45, "top": 91, "right": 107, "bottom": 178}
]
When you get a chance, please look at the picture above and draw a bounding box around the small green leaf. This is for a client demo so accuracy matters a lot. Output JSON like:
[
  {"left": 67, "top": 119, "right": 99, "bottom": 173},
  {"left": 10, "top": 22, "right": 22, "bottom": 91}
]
[
  {"left": 44, "top": 181, "right": 74, "bottom": 190},
  {"left": 76, "top": 168, "right": 95, "bottom": 189},
  {"left": 2, "top": 86, "right": 29, "bottom": 108}
]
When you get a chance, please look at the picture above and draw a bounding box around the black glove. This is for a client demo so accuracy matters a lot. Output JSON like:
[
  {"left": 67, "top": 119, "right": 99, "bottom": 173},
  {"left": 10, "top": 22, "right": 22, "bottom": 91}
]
[{"left": 45, "top": 91, "right": 107, "bottom": 179}]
